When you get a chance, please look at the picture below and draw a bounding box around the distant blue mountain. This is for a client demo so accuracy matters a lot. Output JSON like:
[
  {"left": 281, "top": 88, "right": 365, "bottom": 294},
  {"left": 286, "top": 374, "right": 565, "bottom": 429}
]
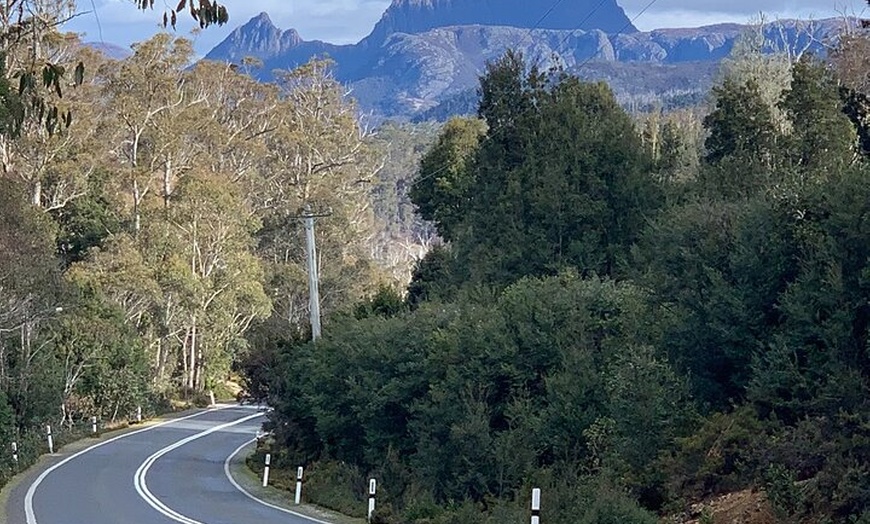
[
  {"left": 84, "top": 41, "right": 131, "bottom": 60},
  {"left": 203, "top": 1, "right": 845, "bottom": 120}
]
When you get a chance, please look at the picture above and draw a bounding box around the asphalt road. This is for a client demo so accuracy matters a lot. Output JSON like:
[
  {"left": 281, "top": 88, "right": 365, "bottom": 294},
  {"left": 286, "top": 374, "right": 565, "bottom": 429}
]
[{"left": 12, "top": 405, "right": 326, "bottom": 524}]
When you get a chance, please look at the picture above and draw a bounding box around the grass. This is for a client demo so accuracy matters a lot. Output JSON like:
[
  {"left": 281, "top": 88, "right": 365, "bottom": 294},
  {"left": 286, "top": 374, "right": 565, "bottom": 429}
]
[{"left": 228, "top": 442, "right": 365, "bottom": 524}]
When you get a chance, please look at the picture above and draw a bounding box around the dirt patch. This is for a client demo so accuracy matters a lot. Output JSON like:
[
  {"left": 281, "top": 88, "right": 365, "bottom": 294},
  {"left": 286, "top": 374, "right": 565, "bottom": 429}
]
[{"left": 678, "top": 490, "right": 778, "bottom": 524}]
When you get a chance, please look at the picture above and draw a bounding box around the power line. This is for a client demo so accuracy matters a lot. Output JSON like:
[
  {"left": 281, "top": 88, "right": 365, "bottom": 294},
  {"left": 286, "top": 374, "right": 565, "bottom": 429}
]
[
  {"left": 510, "top": 0, "right": 569, "bottom": 52},
  {"left": 410, "top": 0, "right": 571, "bottom": 186},
  {"left": 528, "top": 0, "right": 568, "bottom": 35},
  {"left": 532, "top": 0, "right": 611, "bottom": 68},
  {"left": 88, "top": 0, "right": 105, "bottom": 46},
  {"left": 553, "top": 0, "right": 660, "bottom": 71}
]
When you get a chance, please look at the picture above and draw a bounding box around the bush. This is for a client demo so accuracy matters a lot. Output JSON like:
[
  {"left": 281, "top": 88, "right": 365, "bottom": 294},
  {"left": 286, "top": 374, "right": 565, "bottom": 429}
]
[
  {"left": 763, "top": 464, "right": 801, "bottom": 518},
  {"left": 304, "top": 460, "right": 367, "bottom": 518},
  {"left": 660, "top": 406, "right": 768, "bottom": 500},
  {"left": 580, "top": 491, "right": 659, "bottom": 524}
]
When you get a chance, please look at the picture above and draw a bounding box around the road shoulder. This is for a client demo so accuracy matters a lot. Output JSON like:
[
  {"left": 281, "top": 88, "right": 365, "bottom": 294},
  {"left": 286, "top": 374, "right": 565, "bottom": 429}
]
[{"left": 225, "top": 441, "right": 364, "bottom": 524}]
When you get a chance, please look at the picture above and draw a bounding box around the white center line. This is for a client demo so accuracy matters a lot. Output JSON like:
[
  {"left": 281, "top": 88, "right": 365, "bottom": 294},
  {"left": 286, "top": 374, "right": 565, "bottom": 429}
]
[{"left": 133, "top": 411, "right": 264, "bottom": 524}]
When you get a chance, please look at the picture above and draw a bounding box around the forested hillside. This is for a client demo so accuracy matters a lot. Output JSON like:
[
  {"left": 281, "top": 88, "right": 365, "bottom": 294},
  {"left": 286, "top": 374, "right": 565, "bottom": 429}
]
[
  {"left": 0, "top": 0, "right": 402, "bottom": 490},
  {"left": 252, "top": 32, "right": 870, "bottom": 524}
]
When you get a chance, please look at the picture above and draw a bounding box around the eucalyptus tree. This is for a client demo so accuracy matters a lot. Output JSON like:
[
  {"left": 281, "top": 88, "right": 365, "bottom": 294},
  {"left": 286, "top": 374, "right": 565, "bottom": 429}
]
[
  {"left": 255, "top": 59, "right": 384, "bottom": 331},
  {"left": 0, "top": 178, "right": 63, "bottom": 426},
  {"left": 104, "top": 34, "right": 201, "bottom": 233},
  {"left": 6, "top": 40, "right": 107, "bottom": 211},
  {"left": 157, "top": 171, "right": 270, "bottom": 390}
]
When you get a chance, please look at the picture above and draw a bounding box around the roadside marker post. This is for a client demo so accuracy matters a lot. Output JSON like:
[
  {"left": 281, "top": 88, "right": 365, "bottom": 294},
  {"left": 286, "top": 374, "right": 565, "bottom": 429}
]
[
  {"left": 294, "top": 466, "right": 304, "bottom": 504},
  {"left": 262, "top": 453, "right": 271, "bottom": 487},
  {"left": 367, "top": 478, "right": 377, "bottom": 522},
  {"left": 91, "top": 416, "right": 98, "bottom": 435},
  {"left": 11, "top": 442, "right": 18, "bottom": 465},
  {"left": 531, "top": 488, "right": 541, "bottom": 524},
  {"left": 136, "top": 406, "right": 142, "bottom": 423},
  {"left": 46, "top": 425, "right": 53, "bottom": 454},
  {"left": 209, "top": 391, "right": 216, "bottom": 407}
]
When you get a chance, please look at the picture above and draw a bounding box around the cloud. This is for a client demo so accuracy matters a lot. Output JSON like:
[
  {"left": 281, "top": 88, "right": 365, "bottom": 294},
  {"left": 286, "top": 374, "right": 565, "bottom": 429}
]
[
  {"left": 620, "top": 0, "right": 855, "bottom": 31},
  {"left": 63, "top": 0, "right": 852, "bottom": 53},
  {"left": 64, "top": 0, "right": 391, "bottom": 50}
]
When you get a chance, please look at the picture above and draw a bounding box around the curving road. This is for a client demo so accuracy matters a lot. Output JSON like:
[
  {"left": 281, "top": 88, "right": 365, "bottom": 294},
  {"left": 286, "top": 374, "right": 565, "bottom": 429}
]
[{"left": 10, "top": 405, "right": 326, "bottom": 524}]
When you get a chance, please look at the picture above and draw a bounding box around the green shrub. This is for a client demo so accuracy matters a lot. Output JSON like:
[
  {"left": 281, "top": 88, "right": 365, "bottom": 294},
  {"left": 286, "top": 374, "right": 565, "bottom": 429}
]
[
  {"left": 578, "top": 486, "right": 659, "bottom": 524},
  {"left": 763, "top": 463, "right": 801, "bottom": 518},
  {"left": 303, "top": 460, "right": 367, "bottom": 518}
]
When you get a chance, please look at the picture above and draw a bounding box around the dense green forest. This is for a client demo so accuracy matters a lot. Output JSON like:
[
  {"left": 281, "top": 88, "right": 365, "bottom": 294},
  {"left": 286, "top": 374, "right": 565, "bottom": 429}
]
[
  {"left": 0, "top": 1, "right": 869, "bottom": 523},
  {"left": 253, "top": 37, "right": 870, "bottom": 524}
]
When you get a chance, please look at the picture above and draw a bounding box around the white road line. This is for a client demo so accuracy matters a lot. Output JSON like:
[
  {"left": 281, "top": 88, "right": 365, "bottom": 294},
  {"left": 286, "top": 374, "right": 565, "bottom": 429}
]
[
  {"left": 223, "top": 438, "right": 332, "bottom": 524},
  {"left": 24, "top": 407, "right": 232, "bottom": 524},
  {"left": 133, "top": 411, "right": 264, "bottom": 524}
]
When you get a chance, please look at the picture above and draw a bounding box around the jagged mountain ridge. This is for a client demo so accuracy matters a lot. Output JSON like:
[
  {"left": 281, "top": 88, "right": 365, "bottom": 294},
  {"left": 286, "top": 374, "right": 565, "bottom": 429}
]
[
  {"left": 205, "top": 12, "right": 308, "bottom": 63},
  {"left": 364, "top": 0, "right": 636, "bottom": 44},
  {"left": 204, "top": 2, "right": 843, "bottom": 120}
]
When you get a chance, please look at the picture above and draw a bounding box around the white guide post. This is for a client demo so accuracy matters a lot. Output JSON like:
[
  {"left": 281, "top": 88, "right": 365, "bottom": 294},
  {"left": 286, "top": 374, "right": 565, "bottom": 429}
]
[
  {"left": 91, "top": 416, "right": 98, "bottom": 435},
  {"left": 11, "top": 442, "right": 18, "bottom": 465},
  {"left": 367, "top": 478, "right": 377, "bottom": 522},
  {"left": 262, "top": 453, "right": 271, "bottom": 487},
  {"left": 531, "top": 488, "right": 541, "bottom": 524},
  {"left": 294, "top": 466, "right": 304, "bottom": 504},
  {"left": 136, "top": 406, "right": 142, "bottom": 423},
  {"left": 209, "top": 391, "right": 216, "bottom": 407},
  {"left": 46, "top": 425, "right": 53, "bottom": 454}
]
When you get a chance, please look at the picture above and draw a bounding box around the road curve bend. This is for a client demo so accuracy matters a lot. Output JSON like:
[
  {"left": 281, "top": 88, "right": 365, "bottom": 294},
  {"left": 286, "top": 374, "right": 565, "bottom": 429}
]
[{"left": 13, "top": 405, "right": 324, "bottom": 524}]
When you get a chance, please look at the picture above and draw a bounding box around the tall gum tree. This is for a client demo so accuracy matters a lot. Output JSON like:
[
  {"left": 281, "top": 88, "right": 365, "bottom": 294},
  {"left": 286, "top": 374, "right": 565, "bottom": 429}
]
[
  {"left": 105, "top": 34, "right": 201, "bottom": 234},
  {"left": 255, "top": 59, "right": 383, "bottom": 331},
  {"left": 160, "top": 171, "right": 269, "bottom": 390}
]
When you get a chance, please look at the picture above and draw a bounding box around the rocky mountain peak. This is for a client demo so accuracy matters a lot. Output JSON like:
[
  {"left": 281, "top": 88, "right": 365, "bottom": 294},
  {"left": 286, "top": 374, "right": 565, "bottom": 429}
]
[
  {"left": 366, "top": 0, "right": 636, "bottom": 44},
  {"left": 205, "top": 11, "right": 302, "bottom": 62}
]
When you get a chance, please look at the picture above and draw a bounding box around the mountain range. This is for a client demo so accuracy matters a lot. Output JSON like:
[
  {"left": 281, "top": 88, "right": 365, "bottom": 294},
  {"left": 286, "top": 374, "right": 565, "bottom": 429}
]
[{"left": 204, "top": 0, "right": 845, "bottom": 120}]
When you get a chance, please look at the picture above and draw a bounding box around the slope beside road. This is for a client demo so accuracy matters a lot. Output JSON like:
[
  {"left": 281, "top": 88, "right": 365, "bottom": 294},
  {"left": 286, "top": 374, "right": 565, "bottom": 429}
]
[{"left": 5, "top": 405, "right": 330, "bottom": 524}]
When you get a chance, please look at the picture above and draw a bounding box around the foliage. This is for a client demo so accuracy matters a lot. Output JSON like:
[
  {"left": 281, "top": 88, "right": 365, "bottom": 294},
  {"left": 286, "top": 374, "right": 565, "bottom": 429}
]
[
  {"left": 410, "top": 117, "right": 486, "bottom": 242},
  {"left": 354, "top": 285, "right": 407, "bottom": 320},
  {"left": 410, "top": 52, "right": 660, "bottom": 290},
  {"left": 369, "top": 121, "right": 440, "bottom": 282},
  {"left": 0, "top": 11, "right": 866, "bottom": 524},
  {"left": 0, "top": 23, "right": 385, "bottom": 500},
  {"left": 139, "top": 0, "right": 229, "bottom": 30},
  {"left": 263, "top": 273, "right": 678, "bottom": 523},
  {"left": 250, "top": 46, "right": 870, "bottom": 524}
]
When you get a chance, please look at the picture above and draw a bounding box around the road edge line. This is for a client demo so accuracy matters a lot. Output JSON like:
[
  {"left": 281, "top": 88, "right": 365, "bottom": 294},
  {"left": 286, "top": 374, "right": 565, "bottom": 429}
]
[
  {"left": 223, "top": 438, "right": 333, "bottom": 524},
  {"left": 24, "top": 406, "right": 231, "bottom": 524}
]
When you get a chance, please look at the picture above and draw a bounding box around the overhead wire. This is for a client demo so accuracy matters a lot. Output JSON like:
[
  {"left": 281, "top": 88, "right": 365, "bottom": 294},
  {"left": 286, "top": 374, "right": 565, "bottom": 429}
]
[
  {"left": 87, "top": 0, "right": 106, "bottom": 47},
  {"left": 412, "top": 0, "right": 573, "bottom": 186},
  {"left": 552, "top": 0, "right": 660, "bottom": 72},
  {"left": 530, "top": 0, "right": 611, "bottom": 69},
  {"left": 528, "top": 0, "right": 569, "bottom": 37}
]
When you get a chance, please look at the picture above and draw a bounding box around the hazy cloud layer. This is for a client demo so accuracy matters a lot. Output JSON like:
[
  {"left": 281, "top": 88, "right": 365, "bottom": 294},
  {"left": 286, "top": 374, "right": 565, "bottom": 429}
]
[{"left": 63, "top": 0, "right": 852, "bottom": 54}]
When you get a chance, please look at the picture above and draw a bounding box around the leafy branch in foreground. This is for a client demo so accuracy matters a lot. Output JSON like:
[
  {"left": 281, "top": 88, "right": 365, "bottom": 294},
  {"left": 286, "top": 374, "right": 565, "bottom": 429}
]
[{"left": 136, "top": 0, "right": 229, "bottom": 30}]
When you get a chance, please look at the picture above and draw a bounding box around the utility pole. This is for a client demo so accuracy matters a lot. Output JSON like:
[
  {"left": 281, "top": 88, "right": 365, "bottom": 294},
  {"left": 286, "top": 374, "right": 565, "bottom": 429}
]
[{"left": 301, "top": 205, "right": 330, "bottom": 342}]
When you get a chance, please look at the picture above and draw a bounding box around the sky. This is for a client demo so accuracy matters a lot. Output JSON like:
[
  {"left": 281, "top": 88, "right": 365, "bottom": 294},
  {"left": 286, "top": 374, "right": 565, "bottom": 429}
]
[{"left": 62, "top": 0, "right": 858, "bottom": 56}]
